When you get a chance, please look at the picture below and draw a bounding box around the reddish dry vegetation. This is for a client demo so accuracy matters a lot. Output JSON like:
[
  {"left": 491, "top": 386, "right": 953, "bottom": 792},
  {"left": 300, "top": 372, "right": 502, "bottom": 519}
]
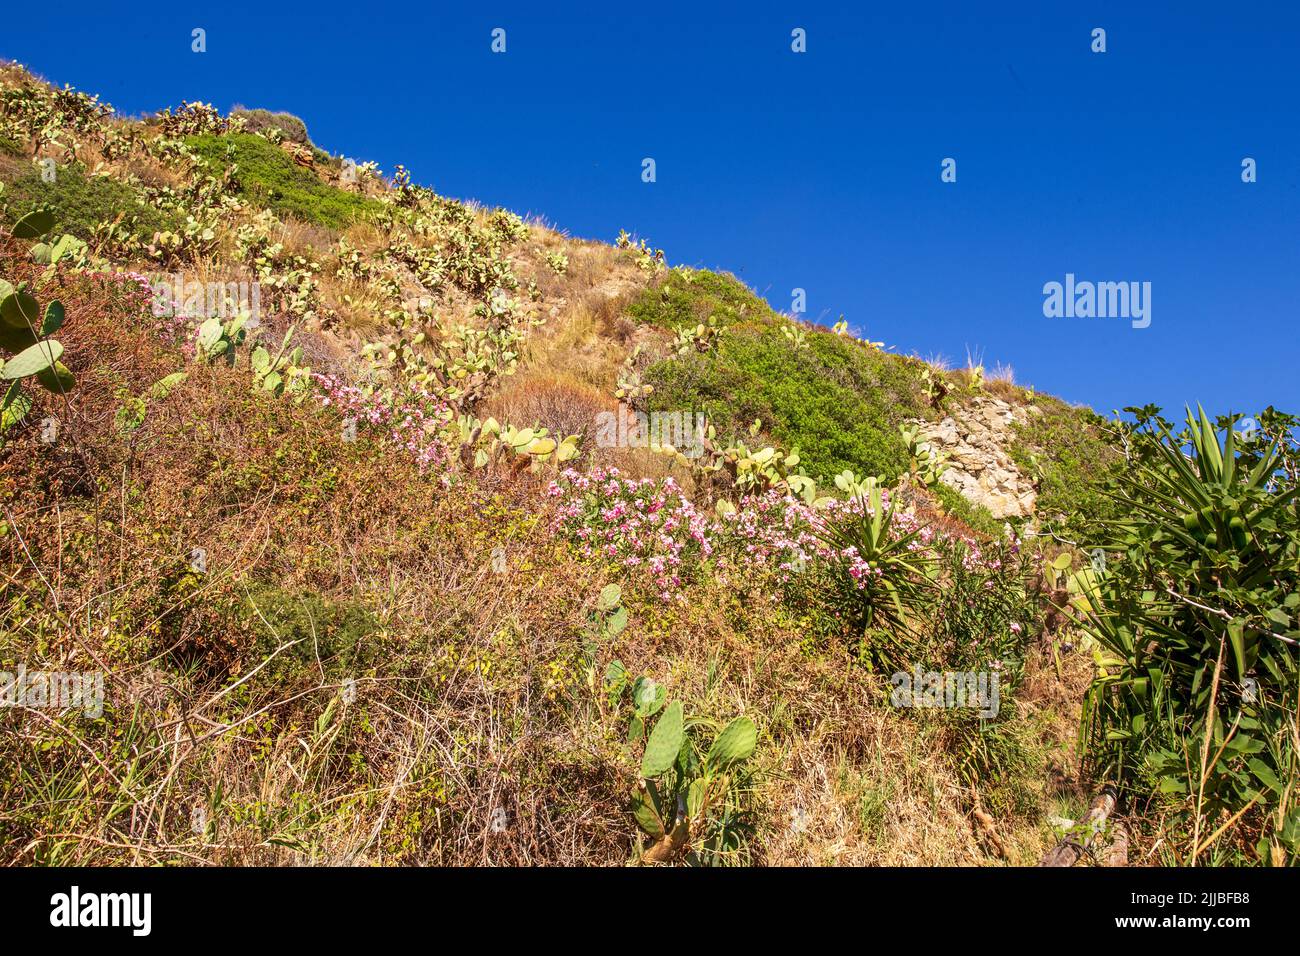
[
  {"left": 0, "top": 253, "right": 1091, "bottom": 866},
  {"left": 0, "top": 63, "right": 1110, "bottom": 865}
]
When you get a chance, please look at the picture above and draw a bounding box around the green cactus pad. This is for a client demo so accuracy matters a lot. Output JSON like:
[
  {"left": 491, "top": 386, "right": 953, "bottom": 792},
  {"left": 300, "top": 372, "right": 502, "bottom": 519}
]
[
  {"left": 11, "top": 209, "right": 56, "bottom": 240},
  {"left": 1, "top": 339, "right": 63, "bottom": 379},
  {"left": 705, "top": 716, "right": 757, "bottom": 770},
  {"left": 641, "top": 701, "right": 683, "bottom": 778},
  {"left": 35, "top": 361, "right": 76, "bottom": 393},
  {"left": 1, "top": 289, "right": 40, "bottom": 330}
]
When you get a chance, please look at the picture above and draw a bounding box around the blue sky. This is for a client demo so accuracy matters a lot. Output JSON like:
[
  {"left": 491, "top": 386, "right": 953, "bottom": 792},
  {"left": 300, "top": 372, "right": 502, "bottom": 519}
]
[{"left": 4, "top": 2, "right": 1297, "bottom": 416}]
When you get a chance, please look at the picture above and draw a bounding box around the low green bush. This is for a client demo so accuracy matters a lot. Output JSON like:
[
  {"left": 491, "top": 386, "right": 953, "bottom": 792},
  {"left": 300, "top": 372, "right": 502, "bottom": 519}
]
[
  {"left": 1009, "top": 397, "right": 1124, "bottom": 541},
  {"left": 186, "top": 133, "right": 380, "bottom": 230},
  {"left": 645, "top": 322, "right": 927, "bottom": 482},
  {"left": 630, "top": 268, "right": 929, "bottom": 483},
  {"left": 241, "top": 582, "right": 381, "bottom": 682},
  {"left": 0, "top": 162, "right": 176, "bottom": 240},
  {"left": 931, "top": 483, "right": 1003, "bottom": 537},
  {"left": 626, "top": 267, "right": 772, "bottom": 330}
]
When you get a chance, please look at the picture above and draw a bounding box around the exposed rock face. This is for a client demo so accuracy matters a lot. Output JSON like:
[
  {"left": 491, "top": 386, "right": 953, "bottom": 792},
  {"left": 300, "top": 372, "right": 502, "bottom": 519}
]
[{"left": 913, "top": 397, "right": 1038, "bottom": 519}]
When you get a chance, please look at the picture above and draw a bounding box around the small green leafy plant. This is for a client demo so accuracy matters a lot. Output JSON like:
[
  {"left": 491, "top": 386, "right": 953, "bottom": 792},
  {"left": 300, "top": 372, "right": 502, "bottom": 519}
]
[
  {"left": 604, "top": 665, "right": 758, "bottom": 865},
  {"left": 2, "top": 210, "right": 77, "bottom": 435}
]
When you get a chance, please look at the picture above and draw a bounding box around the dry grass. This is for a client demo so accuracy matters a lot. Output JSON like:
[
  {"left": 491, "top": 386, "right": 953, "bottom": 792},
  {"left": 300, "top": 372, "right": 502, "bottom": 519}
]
[
  {"left": 0, "top": 260, "right": 1083, "bottom": 865},
  {"left": 0, "top": 64, "right": 1099, "bottom": 867}
]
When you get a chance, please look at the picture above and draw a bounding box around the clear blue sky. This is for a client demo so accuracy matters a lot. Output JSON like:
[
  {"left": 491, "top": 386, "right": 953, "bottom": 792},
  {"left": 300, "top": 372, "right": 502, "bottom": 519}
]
[{"left": 4, "top": 2, "right": 1297, "bottom": 416}]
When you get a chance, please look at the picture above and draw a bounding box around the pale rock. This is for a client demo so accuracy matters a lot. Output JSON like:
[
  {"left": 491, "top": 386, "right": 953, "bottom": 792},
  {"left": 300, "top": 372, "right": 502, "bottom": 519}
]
[{"left": 910, "top": 397, "right": 1038, "bottom": 519}]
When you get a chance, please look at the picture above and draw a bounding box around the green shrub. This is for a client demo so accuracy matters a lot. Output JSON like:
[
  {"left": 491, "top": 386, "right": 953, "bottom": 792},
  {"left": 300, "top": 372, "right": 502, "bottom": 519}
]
[
  {"left": 645, "top": 322, "right": 927, "bottom": 482},
  {"left": 231, "top": 108, "right": 311, "bottom": 145},
  {"left": 185, "top": 133, "right": 380, "bottom": 230},
  {"left": 1079, "top": 406, "right": 1300, "bottom": 865},
  {"left": 0, "top": 162, "right": 176, "bottom": 240},
  {"left": 240, "top": 582, "right": 381, "bottom": 685},
  {"left": 630, "top": 268, "right": 929, "bottom": 482},
  {"left": 626, "top": 267, "right": 772, "bottom": 330},
  {"left": 1009, "top": 397, "right": 1124, "bottom": 540}
]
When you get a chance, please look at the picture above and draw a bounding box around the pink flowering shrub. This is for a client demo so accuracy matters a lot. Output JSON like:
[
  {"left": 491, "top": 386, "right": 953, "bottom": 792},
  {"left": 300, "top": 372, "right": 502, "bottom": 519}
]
[
  {"left": 712, "top": 490, "right": 822, "bottom": 581},
  {"left": 548, "top": 470, "right": 942, "bottom": 605},
  {"left": 548, "top": 468, "right": 713, "bottom": 599},
  {"left": 549, "top": 467, "right": 1041, "bottom": 676},
  {"left": 312, "top": 372, "right": 450, "bottom": 473}
]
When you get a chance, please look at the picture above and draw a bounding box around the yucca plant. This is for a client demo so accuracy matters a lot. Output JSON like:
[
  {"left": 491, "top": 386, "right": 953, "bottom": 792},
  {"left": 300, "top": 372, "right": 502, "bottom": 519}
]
[
  {"left": 1078, "top": 405, "right": 1299, "bottom": 864},
  {"left": 814, "top": 482, "right": 938, "bottom": 669}
]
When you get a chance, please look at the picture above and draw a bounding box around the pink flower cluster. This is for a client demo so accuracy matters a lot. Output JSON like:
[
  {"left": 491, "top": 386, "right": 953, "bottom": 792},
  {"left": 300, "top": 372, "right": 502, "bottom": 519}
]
[
  {"left": 547, "top": 470, "right": 962, "bottom": 598},
  {"left": 548, "top": 468, "right": 712, "bottom": 599},
  {"left": 712, "top": 489, "right": 823, "bottom": 581},
  {"left": 94, "top": 269, "right": 172, "bottom": 333},
  {"left": 311, "top": 373, "right": 450, "bottom": 472}
]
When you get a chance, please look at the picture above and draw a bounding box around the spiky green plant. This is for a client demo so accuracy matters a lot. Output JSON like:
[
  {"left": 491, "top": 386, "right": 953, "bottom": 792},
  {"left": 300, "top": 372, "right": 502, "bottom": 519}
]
[
  {"left": 1078, "top": 405, "right": 1299, "bottom": 865},
  {"left": 814, "top": 483, "right": 939, "bottom": 669}
]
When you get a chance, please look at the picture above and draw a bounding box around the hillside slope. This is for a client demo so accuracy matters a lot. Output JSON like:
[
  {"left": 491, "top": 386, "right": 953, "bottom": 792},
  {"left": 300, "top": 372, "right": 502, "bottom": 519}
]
[{"left": 3, "top": 64, "right": 1257, "bottom": 867}]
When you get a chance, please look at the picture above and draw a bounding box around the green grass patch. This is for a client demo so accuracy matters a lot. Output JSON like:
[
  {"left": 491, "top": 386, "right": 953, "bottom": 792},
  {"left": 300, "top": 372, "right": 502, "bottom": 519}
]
[
  {"left": 186, "top": 133, "right": 380, "bottom": 230},
  {"left": 1009, "top": 397, "right": 1124, "bottom": 539},
  {"left": 931, "top": 483, "right": 1003, "bottom": 536},
  {"left": 644, "top": 318, "right": 929, "bottom": 482},
  {"left": 0, "top": 161, "right": 177, "bottom": 240}
]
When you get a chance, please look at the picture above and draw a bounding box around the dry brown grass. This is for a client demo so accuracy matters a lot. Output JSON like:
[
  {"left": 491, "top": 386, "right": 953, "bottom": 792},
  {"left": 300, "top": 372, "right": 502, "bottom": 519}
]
[
  {"left": 0, "top": 65, "right": 1097, "bottom": 866},
  {"left": 517, "top": 300, "right": 628, "bottom": 393},
  {"left": 0, "top": 258, "right": 1084, "bottom": 865}
]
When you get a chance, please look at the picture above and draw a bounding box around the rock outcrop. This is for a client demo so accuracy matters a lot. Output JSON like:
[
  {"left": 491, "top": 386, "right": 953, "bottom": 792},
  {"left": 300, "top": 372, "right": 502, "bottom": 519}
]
[{"left": 913, "top": 397, "right": 1038, "bottom": 519}]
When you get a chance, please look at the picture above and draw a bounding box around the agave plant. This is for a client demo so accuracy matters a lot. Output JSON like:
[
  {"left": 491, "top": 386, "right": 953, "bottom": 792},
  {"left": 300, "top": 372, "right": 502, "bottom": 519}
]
[{"left": 1078, "top": 405, "right": 1300, "bottom": 864}]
